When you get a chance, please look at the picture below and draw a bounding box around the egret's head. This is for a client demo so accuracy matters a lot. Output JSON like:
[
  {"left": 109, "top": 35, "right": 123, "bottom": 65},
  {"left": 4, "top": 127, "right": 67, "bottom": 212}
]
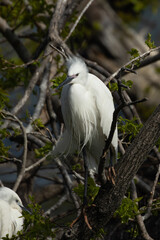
[
  {"left": 57, "top": 57, "right": 88, "bottom": 89},
  {"left": 67, "top": 57, "right": 88, "bottom": 80},
  {"left": 0, "top": 187, "right": 23, "bottom": 213}
]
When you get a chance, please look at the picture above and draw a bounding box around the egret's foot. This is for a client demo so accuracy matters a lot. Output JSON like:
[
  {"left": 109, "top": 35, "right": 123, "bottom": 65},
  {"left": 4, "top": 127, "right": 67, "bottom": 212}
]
[
  {"left": 82, "top": 205, "right": 92, "bottom": 230},
  {"left": 105, "top": 166, "right": 116, "bottom": 185},
  {"left": 70, "top": 204, "right": 96, "bottom": 229},
  {"left": 70, "top": 214, "right": 81, "bottom": 228}
]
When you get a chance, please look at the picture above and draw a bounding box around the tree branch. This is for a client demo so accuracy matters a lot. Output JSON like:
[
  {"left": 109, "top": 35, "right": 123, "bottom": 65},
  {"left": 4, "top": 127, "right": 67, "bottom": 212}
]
[
  {"left": 0, "top": 16, "right": 31, "bottom": 63},
  {"left": 0, "top": 110, "right": 28, "bottom": 192}
]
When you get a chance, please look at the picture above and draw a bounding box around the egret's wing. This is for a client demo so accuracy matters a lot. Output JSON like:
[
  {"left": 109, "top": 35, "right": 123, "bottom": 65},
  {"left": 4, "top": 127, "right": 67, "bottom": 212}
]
[{"left": 88, "top": 73, "right": 118, "bottom": 153}]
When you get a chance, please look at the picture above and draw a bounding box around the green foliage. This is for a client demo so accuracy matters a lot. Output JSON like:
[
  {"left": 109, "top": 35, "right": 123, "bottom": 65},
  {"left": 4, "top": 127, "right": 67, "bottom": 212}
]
[
  {"left": 74, "top": 177, "right": 99, "bottom": 205},
  {"left": 127, "top": 48, "right": 140, "bottom": 67},
  {"left": 126, "top": 224, "right": 139, "bottom": 239},
  {"left": 0, "top": 140, "right": 10, "bottom": 160},
  {"left": 61, "top": 10, "right": 78, "bottom": 39},
  {"left": 11, "top": 127, "right": 22, "bottom": 137},
  {"left": 108, "top": 79, "right": 133, "bottom": 92},
  {"left": 51, "top": 73, "right": 67, "bottom": 89},
  {"left": 0, "top": 88, "right": 9, "bottom": 109},
  {"left": 108, "top": 82, "right": 118, "bottom": 92},
  {"left": 150, "top": 197, "right": 160, "bottom": 216},
  {"left": 1, "top": 0, "right": 54, "bottom": 37},
  {"left": 0, "top": 56, "right": 30, "bottom": 90},
  {"left": 145, "top": 33, "right": 156, "bottom": 49},
  {"left": 118, "top": 116, "right": 143, "bottom": 141},
  {"left": 51, "top": 73, "right": 67, "bottom": 96},
  {"left": 32, "top": 118, "right": 45, "bottom": 129},
  {"left": 61, "top": 11, "right": 92, "bottom": 50},
  {"left": 128, "top": 48, "right": 140, "bottom": 59},
  {"left": 0, "top": 122, "right": 10, "bottom": 160},
  {"left": 72, "top": 163, "right": 82, "bottom": 171},
  {"left": 34, "top": 142, "right": 52, "bottom": 158},
  {"left": 114, "top": 194, "right": 142, "bottom": 224},
  {"left": 22, "top": 196, "right": 55, "bottom": 239}
]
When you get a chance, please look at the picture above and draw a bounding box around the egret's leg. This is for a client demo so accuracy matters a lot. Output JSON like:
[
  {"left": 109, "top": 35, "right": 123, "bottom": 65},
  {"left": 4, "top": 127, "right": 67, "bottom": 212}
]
[
  {"left": 106, "top": 146, "right": 116, "bottom": 185},
  {"left": 70, "top": 148, "right": 92, "bottom": 230},
  {"left": 83, "top": 147, "right": 88, "bottom": 206}
]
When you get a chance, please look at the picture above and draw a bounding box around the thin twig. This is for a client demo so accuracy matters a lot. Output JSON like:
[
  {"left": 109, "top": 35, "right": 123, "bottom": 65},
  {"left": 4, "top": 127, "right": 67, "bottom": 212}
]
[
  {"left": 131, "top": 180, "right": 153, "bottom": 240},
  {"left": 143, "top": 164, "right": 160, "bottom": 221},
  {"left": 0, "top": 110, "right": 28, "bottom": 192},
  {"left": 64, "top": 0, "right": 95, "bottom": 43},
  {"left": 45, "top": 193, "right": 68, "bottom": 216},
  {"left": 53, "top": 157, "right": 81, "bottom": 214},
  {"left": 107, "top": 46, "right": 160, "bottom": 82},
  {"left": 25, "top": 152, "right": 50, "bottom": 172},
  {"left": 1, "top": 51, "right": 52, "bottom": 70},
  {"left": 0, "top": 156, "right": 22, "bottom": 163}
]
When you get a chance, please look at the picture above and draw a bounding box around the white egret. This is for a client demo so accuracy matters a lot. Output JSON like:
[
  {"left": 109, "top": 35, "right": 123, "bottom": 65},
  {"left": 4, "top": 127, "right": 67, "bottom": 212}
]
[
  {"left": 53, "top": 57, "right": 118, "bottom": 180},
  {"left": 0, "top": 187, "right": 24, "bottom": 239}
]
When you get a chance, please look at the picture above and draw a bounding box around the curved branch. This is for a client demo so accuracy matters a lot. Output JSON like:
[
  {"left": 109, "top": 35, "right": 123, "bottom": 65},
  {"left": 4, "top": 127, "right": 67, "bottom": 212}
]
[{"left": 0, "top": 110, "right": 28, "bottom": 192}]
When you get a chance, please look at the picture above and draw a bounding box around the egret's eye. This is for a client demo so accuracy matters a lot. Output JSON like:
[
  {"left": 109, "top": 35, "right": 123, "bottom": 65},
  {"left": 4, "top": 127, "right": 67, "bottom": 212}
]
[
  {"left": 16, "top": 199, "right": 19, "bottom": 203},
  {"left": 75, "top": 73, "right": 79, "bottom": 77}
]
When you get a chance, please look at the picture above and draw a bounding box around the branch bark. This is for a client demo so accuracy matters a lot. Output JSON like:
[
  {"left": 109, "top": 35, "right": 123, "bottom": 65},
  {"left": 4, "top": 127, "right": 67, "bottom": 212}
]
[{"left": 62, "top": 104, "right": 160, "bottom": 239}]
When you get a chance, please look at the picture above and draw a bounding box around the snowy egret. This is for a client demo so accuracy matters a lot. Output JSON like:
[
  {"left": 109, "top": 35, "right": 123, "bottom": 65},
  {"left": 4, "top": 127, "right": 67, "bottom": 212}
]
[
  {"left": 53, "top": 57, "right": 118, "bottom": 179},
  {"left": 0, "top": 187, "right": 24, "bottom": 239}
]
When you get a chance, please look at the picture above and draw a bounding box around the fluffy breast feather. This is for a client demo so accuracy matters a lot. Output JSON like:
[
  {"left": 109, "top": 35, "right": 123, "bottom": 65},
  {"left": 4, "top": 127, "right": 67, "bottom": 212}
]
[{"left": 61, "top": 83, "right": 98, "bottom": 149}]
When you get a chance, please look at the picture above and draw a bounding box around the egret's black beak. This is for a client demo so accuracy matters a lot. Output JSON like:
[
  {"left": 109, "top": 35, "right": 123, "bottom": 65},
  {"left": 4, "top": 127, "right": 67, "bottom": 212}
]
[
  {"left": 20, "top": 205, "right": 31, "bottom": 214},
  {"left": 57, "top": 75, "right": 75, "bottom": 90}
]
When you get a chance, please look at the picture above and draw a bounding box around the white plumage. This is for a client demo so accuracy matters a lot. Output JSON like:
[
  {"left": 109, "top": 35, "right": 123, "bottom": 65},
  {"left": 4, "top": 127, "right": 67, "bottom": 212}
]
[
  {"left": 0, "top": 187, "right": 24, "bottom": 239},
  {"left": 53, "top": 57, "right": 118, "bottom": 176}
]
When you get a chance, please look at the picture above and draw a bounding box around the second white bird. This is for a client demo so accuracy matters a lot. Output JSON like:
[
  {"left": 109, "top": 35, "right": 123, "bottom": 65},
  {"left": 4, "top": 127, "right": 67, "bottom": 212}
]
[{"left": 0, "top": 187, "right": 24, "bottom": 239}]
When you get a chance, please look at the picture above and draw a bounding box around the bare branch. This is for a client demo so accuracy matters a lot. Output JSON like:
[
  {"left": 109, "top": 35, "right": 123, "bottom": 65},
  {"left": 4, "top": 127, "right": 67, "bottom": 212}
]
[
  {"left": 45, "top": 193, "right": 68, "bottom": 216},
  {"left": 64, "top": 0, "right": 95, "bottom": 43},
  {"left": 131, "top": 180, "right": 153, "bottom": 240},
  {"left": 53, "top": 157, "right": 81, "bottom": 214},
  {"left": 0, "top": 16, "right": 31, "bottom": 63},
  {"left": 0, "top": 110, "right": 28, "bottom": 192},
  {"left": 143, "top": 164, "right": 160, "bottom": 221},
  {"left": 25, "top": 152, "right": 50, "bottom": 172},
  {"left": 107, "top": 46, "right": 160, "bottom": 81},
  {"left": 0, "top": 156, "right": 22, "bottom": 164}
]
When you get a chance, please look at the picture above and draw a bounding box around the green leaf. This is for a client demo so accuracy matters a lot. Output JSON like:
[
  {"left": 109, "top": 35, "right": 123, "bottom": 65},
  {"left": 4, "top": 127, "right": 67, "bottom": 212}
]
[
  {"left": 114, "top": 194, "right": 142, "bottom": 224},
  {"left": 145, "top": 33, "right": 156, "bottom": 49},
  {"left": 127, "top": 48, "right": 141, "bottom": 67},
  {"left": 128, "top": 48, "right": 140, "bottom": 59},
  {"left": 74, "top": 177, "right": 99, "bottom": 205},
  {"left": 34, "top": 142, "right": 52, "bottom": 158},
  {"left": 51, "top": 73, "right": 67, "bottom": 88},
  {"left": 33, "top": 118, "right": 45, "bottom": 128},
  {"left": 108, "top": 82, "right": 118, "bottom": 92},
  {"left": 118, "top": 116, "right": 143, "bottom": 141}
]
